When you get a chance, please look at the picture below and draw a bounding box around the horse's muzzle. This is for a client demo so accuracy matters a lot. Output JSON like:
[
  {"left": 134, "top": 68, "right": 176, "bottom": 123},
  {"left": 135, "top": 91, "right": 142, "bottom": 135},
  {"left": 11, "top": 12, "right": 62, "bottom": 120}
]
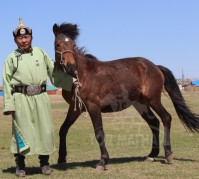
[{"left": 63, "top": 63, "right": 77, "bottom": 74}]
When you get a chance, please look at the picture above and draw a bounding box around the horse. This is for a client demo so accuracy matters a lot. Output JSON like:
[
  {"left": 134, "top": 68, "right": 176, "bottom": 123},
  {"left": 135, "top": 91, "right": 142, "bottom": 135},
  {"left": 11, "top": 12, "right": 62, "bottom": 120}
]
[{"left": 52, "top": 22, "right": 199, "bottom": 170}]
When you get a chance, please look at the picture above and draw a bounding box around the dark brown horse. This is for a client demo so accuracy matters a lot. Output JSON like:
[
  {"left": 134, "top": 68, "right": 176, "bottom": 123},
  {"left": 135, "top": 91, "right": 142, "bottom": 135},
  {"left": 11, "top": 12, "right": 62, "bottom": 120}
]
[{"left": 53, "top": 23, "right": 199, "bottom": 170}]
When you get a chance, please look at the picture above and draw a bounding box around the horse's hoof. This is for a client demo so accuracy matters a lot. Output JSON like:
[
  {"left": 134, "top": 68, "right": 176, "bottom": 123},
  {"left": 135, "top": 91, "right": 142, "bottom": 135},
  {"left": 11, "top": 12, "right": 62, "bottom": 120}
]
[
  {"left": 96, "top": 165, "right": 106, "bottom": 171},
  {"left": 165, "top": 153, "right": 173, "bottom": 164},
  {"left": 145, "top": 157, "right": 155, "bottom": 162}
]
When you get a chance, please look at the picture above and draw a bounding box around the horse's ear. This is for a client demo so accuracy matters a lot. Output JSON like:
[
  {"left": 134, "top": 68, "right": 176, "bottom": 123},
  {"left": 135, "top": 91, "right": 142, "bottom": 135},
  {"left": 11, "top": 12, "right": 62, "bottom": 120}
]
[{"left": 53, "top": 24, "right": 59, "bottom": 36}]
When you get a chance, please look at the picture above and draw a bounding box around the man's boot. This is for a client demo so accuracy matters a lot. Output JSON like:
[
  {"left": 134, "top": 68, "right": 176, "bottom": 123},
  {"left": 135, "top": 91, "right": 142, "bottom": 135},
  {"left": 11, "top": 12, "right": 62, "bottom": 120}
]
[
  {"left": 14, "top": 154, "right": 26, "bottom": 177},
  {"left": 38, "top": 155, "right": 53, "bottom": 175}
]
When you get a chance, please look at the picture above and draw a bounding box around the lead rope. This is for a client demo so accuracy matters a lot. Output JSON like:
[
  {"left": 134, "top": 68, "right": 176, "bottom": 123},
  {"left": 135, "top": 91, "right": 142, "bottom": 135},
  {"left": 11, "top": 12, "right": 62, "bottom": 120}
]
[{"left": 74, "top": 71, "right": 88, "bottom": 118}]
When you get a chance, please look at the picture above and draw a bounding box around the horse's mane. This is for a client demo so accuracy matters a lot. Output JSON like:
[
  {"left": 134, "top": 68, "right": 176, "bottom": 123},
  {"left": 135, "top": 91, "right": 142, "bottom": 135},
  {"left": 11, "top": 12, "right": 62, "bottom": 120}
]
[
  {"left": 76, "top": 47, "right": 99, "bottom": 61},
  {"left": 53, "top": 22, "right": 79, "bottom": 41},
  {"left": 85, "top": 54, "right": 98, "bottom": 61}
]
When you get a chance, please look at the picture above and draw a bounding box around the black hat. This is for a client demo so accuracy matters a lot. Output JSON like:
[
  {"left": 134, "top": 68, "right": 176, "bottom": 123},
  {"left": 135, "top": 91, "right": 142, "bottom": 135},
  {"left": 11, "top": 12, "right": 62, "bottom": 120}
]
[{"left": 13, "top": 17, "right": 32, "bottom": 37}]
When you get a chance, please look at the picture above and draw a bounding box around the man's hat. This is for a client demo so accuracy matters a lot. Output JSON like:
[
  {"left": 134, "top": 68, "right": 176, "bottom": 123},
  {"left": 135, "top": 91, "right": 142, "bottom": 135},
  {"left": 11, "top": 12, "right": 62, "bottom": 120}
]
[{"left": 13, "top": 17, "right": 32, "bottom": 37}]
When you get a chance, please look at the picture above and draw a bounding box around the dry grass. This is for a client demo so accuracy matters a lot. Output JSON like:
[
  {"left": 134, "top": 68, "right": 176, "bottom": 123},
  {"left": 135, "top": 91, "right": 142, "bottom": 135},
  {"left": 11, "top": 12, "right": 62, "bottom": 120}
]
[{"left": 0, "top": 92, "right": 199, "bottom": 178}]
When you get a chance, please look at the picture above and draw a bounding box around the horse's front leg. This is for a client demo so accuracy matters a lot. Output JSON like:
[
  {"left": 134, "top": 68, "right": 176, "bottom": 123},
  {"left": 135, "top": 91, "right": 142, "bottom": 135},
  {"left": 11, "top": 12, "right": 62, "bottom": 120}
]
[
  {"left": 58, "top": 105, "right": 80, "bottom": 164},
  {"left": 88, "top": 104, "right": 109, "bottom": 170}
]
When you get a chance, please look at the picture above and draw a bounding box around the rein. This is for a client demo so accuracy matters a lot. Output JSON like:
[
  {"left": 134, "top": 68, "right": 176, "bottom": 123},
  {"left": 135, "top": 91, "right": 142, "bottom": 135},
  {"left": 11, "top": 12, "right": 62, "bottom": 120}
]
[{"left": 74, "top": 70, "right": 88, "bottom": 118}]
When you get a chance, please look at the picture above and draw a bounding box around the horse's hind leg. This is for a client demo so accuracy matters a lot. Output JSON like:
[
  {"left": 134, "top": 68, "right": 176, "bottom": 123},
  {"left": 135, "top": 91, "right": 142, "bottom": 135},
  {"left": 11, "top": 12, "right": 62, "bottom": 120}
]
[
  {"left": 58, "top": 105, "right": 80, "bottom": 164},
  {"left": 133, "top": 103, "right": 160, "bottom": 160},
  {"left": 150, "top": 100, "right": 173, "bottom": 163}
]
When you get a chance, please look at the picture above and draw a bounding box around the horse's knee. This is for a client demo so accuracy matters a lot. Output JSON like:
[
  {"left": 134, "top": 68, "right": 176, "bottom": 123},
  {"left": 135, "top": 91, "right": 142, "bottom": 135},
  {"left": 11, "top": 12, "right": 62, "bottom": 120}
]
[
  {"left": 155, "top": 118, "right": 160, "bottom": 127},
  {"left": 59, "top": 125, "right": 68, "bottom": 137},
  {"left": 95, "top": 131, "right": 104, "bottom": 144},
  {"left": 161, "top": 113, "right": 172, "bottom": 126},
  {"left": 166, "top": 114, "right": 172, "bottom": 122},
  {"left": 150, "top": 118, "right": 160, "bottom": 132}
]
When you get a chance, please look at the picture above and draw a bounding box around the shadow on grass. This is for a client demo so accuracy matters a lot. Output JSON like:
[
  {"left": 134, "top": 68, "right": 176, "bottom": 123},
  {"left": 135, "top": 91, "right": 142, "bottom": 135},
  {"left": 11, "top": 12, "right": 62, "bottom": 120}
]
[
  {"left": 2, "top": 156, "right": 198, "bottom": 174},
  {"left": 51, "top": 155, "right": 199, "bottom": 170},
  {"left": 2, "top": 166, "right": 42, "bottom": 176},
  {"left": 51, "top": 156, "right": 146, "bottom": 170},
  {"left": 154, "top": 156, "right": 199, "bottom": 164}
]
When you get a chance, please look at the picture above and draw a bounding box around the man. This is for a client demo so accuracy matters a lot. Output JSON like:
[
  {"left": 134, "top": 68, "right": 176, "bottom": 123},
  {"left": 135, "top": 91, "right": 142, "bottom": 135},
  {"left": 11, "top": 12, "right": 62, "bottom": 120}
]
[{"left": 3, "top": 18, "right": 74, "bottom": 177}]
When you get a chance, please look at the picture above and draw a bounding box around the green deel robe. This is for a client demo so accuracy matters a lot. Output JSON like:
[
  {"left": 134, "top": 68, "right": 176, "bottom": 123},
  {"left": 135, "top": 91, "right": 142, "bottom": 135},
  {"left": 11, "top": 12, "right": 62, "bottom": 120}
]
[{"left": 3, "top": 47, "right": 74, "bottom": 155}]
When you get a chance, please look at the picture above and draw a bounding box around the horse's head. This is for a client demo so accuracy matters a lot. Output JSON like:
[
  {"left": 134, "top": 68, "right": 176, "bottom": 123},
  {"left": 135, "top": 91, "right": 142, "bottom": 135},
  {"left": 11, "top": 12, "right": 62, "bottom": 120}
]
[{"left": 53, "top": 23, "right": 79, "bottom": 74}]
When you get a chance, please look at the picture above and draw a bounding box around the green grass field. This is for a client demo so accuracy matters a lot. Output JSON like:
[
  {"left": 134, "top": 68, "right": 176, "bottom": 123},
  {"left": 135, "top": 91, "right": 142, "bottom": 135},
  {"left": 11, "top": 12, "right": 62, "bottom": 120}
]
[{"left": 0, "top": 93, "right": 199, "bottom": 179}]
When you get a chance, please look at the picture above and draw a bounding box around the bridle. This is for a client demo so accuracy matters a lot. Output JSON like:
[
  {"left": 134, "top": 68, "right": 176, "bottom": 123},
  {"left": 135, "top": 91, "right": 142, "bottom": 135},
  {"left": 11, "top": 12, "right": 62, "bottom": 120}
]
[{"left": 55, "top": 49, "right": 74, "bottom": 65}]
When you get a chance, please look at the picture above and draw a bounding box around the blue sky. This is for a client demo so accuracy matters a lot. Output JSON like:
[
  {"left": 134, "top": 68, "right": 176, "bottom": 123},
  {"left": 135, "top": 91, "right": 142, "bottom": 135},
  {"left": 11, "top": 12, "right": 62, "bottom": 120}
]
[{"left": 1, "top": 1, "right": 199, "bottom": 86}]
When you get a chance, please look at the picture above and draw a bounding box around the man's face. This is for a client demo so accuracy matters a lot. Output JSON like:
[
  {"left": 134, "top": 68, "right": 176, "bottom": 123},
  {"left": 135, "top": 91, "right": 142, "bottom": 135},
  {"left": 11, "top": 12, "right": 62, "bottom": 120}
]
[{"left": 15, "top": 34, "right": 32, "bottom": 52}]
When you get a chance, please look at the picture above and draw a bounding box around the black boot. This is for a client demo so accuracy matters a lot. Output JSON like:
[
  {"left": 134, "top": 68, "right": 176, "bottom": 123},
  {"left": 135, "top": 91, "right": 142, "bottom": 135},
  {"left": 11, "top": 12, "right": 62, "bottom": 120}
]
[
  {"left": 14, "top": 154, "right": 26, "bottom": 177},
  {"left": 38, "top": 155, "right": 52, "bottom": 175}
]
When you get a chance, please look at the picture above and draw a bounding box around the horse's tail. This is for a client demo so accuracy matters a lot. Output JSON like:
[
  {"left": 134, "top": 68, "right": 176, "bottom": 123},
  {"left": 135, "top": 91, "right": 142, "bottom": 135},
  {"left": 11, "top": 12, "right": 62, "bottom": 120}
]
[{"left": 157, "top": 65, "right": 199, "bottom": 133}]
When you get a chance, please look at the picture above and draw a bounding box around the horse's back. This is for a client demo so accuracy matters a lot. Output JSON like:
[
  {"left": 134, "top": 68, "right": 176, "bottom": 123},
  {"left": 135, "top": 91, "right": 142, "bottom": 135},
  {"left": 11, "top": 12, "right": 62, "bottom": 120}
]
[{"left": 102, "top": 57, "right": 164, "bottom": 95}]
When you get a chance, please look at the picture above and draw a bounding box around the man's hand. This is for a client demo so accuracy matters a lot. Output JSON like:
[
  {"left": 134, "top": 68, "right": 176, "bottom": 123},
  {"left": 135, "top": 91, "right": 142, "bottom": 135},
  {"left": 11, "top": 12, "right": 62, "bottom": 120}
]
[{"left": 73, "top": 81, "right": 82, "bottom": 88}]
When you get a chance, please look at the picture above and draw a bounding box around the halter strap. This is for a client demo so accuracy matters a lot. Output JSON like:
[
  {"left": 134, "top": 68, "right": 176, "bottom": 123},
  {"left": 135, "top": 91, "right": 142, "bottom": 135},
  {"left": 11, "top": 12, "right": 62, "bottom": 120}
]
[
  {"left": 55, "top": 49, "right": 74, "bottom": 66},
  {"left": 55, "top": 49, "right": 74, "bottom": 56}
]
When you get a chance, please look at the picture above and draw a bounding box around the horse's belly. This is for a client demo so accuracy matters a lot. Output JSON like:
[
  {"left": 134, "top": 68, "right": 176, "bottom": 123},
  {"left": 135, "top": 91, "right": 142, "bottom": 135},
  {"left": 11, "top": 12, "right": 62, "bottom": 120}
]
[{"left": 100, "top": 97, "right": 132, "bottom": 113}]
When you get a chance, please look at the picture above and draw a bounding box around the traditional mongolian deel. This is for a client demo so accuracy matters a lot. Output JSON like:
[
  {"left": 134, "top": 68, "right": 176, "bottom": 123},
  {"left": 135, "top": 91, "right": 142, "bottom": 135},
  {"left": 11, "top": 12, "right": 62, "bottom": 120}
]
[
  {"left": 3, "top": 47, "right": 74, "bottom": 155},
  {"left": 13, "top": 120, "right": 30, "bottom": 153}
]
